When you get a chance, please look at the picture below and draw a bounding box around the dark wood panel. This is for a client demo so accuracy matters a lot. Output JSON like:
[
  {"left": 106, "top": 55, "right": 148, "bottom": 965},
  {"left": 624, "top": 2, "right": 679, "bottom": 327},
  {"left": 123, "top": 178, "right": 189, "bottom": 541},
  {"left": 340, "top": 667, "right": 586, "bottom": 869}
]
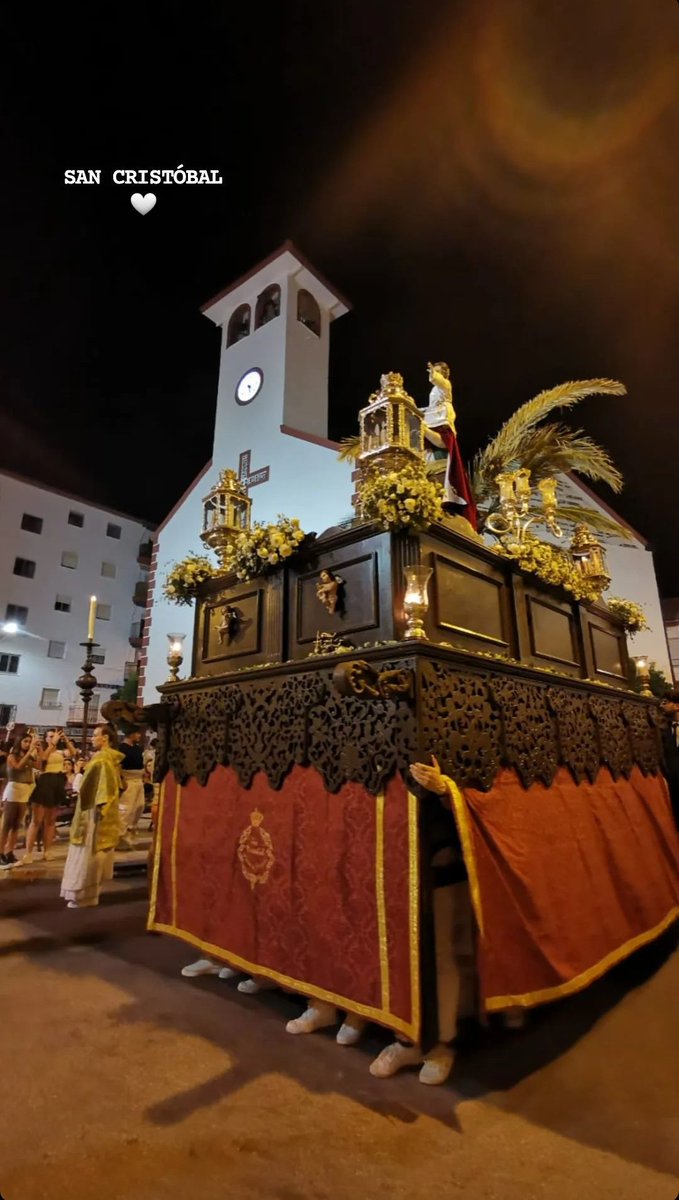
[
  {"left": 527, "top": 596, "right": 579, "bottom": 667},
  {"left": 203, "top": 590, "right": 262, "bottom": 663},
  {"left": 295, "top": 552, "right": 380, "bottom": 645},
  {"left": 431, "top": 553, "right": 508, "bottom": 648},
  {"left": 589, "top": 622, "right": 626, "bottom": 679}
]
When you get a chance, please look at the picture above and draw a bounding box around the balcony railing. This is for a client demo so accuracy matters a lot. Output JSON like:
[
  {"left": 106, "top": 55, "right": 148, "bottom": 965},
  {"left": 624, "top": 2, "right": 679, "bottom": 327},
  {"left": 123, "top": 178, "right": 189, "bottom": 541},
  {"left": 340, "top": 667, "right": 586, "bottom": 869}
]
[
  {"left": 137, "top": 540, "right": 153, "bottom": 566},
  {"left": 129, "top": 619, "right": 145, "bottom": 648},
  {"left": 133, "top": 581, "right": 149, "bottom": 607},
  {"left": 40, "top": 700, "right": 63, "bottom": 710},
  {"left": 67, "top": 701, "right": 100, "bottom": 724}
]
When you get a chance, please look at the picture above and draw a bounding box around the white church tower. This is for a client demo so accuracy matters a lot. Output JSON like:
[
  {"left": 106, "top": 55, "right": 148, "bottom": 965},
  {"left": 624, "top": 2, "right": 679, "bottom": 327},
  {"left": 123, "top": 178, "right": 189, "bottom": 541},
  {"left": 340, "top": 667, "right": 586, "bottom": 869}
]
[{"left": 139, "top": 244, "right": 355, "bottom": 703}]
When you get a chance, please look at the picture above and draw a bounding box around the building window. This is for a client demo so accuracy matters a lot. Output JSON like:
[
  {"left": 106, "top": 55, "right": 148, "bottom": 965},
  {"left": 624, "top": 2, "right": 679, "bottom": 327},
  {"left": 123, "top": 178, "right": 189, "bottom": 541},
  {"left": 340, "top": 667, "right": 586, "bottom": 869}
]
[
  {"left": 13, "top": 557, "right": 36, "bottom": 579},
  {"left": 106, "top": 523, "right": 122, "bottom": 539},
  {"left": 124, "top": 660, "right": 136, "bottom": 680},
  {"left": 91, "top": 651, "right": 106, "bottom": 665},
  {"left": 0, "top": 654, "right": 20, "bottom": 675},
  {"left": 227, "top": 303, "right": 251, "bottom": 347},
  {"left": 68, "top": 511, "right": 84, "bottom": 527},
  {"left": 40, "top": 687, "right": 61, "bottom": 709},
  {"left": 96, "top": 603, "right": 111, "bottom": 620},
  {"left": 47, "top": 640, "right": 66, "bottom": 659},
  {"left": 254, "top": 284, "right": 281, "bottom": 329},
  {"left": 54, "top": 595, "right": 71, "bottom": 613},
  {"left": 5, "top": 604, "right": 28, "bottom": 627},
  {"left": 101, "top": 561, "right": 117, "bottom": 578},
  {"left": 61, "top": 551, "right": 78, "bottom": 570},
  {"left": 21, "top": 513, "right": 43, "bottom": 534},
  {"left": 297, "top": 289, "right": 321, "bottom": 337}
]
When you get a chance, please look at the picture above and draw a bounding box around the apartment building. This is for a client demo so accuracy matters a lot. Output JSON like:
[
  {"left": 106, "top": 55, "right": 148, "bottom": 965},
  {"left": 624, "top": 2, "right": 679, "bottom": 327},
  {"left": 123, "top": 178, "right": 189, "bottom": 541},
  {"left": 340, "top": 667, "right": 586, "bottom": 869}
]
[{"left": 0, "top": 468, "right": 154, "bottom": 730}]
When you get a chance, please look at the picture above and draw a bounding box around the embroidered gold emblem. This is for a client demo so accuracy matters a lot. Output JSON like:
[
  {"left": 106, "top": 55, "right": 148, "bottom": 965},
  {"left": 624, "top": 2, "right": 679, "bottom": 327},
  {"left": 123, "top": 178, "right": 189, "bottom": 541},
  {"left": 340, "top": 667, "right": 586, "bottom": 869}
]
[{"left": 237, "top": 809, "right": 275, "bottom": 890}]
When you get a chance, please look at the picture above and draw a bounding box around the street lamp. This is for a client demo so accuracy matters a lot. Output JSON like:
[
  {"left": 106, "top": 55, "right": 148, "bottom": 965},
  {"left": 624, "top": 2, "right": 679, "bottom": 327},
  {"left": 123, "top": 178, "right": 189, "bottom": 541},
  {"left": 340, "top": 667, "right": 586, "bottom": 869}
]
[{"left": 1, "top": 621, "right": 19, "bottom": 636}]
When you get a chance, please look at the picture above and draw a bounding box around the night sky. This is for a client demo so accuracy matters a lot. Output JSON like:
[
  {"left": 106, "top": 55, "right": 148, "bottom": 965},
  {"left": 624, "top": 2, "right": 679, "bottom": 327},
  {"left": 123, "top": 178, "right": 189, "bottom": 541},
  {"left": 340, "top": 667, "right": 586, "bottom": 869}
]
[{"left": 2, "top": 2, "right": 678, "bottom": 589}]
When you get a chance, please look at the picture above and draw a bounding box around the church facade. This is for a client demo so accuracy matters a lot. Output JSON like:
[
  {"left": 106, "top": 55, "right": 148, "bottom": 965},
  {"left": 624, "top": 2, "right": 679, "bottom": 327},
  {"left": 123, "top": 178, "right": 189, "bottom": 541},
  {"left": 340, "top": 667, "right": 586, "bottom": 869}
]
[{"left": 139, "top": 245, "right": 355, "bottom": 703}]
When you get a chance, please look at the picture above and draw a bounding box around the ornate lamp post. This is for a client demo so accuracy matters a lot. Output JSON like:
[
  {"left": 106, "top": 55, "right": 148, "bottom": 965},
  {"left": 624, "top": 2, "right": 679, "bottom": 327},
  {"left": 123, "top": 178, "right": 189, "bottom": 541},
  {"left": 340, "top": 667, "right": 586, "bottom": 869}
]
[
  {"left": 200, "top": 469, "right": 252, "bottom": 569},
  {"left": 75, "top": 596, "right": 99, "bottom": 753},
  {"left": 75, "top": 641, "right": 99, "bottom": 754}
]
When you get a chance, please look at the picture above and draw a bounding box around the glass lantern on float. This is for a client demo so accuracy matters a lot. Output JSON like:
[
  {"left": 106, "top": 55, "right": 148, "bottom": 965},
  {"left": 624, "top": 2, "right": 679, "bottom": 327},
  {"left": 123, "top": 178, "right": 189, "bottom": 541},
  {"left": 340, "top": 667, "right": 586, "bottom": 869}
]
[
  {"left": 166, "top": 632, "right": 186, "bottom": 682},
  {"left": 569, "top": 523, "right": 611, "bottom": 598},
  {"left": 358, "top": 372, "right": 425, "bottom": 475},
  {"left": 200, "top": 469, "right": 252, "bottom": 569}
]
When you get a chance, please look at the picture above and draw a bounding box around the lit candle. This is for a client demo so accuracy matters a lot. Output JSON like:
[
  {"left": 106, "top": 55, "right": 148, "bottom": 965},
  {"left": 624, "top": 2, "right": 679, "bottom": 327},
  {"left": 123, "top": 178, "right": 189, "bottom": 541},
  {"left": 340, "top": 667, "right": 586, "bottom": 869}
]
[{"left": 87, "top": 595, "right": 97, "bottom": 641}]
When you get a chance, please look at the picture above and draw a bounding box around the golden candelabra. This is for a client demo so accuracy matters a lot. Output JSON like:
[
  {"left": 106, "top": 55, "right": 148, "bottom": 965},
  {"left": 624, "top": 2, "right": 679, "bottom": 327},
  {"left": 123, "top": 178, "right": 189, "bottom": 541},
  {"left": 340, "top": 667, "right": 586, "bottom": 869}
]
[{"left": 485, "top": 469, "right": 562, "bottom": 543}]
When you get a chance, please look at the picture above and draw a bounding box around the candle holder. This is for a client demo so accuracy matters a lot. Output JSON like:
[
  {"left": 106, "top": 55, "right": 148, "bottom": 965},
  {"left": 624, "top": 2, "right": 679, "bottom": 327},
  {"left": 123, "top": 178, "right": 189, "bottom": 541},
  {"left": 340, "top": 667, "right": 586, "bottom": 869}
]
[
  {"left": 402, "top": 565, "right": 433, "bottom": 640},
  {"left": 76, "top": 640, "right": 99, "bottom": 754},
  {"left": 167, "top": 633, "right": 186, "bottom": 682},
  {"left": 632, "top": 654, "right": 653, "bottom": 698},
  {"left": 486, "top": 469, "right": 563, "bottom": 543}
]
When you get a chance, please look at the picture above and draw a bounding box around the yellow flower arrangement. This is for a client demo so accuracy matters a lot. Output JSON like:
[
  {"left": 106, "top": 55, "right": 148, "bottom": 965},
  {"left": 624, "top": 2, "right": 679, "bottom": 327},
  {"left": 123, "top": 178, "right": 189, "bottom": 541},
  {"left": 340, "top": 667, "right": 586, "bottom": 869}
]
[
  {"left": 493, "top": 535, "right": 602, "bottom": 603},
  {"left": 220, "top": 514, "right": 311, "bottom": 581},
  {"left": 605, "top": 596, "right": 650, "bottom": 636},
  {"left": 358, "top": 466, "right": 444, "bottom": 533},
  {"left": 163, "top": 552, "right": 217, "bottom": 606}
]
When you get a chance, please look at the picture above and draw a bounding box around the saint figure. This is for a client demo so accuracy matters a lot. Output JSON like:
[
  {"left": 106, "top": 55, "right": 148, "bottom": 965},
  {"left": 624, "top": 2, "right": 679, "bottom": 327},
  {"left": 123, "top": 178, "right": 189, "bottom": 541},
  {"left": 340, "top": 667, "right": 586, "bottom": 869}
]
[{"left": 423, "top": 362, "right": 478, "bottom": 531}]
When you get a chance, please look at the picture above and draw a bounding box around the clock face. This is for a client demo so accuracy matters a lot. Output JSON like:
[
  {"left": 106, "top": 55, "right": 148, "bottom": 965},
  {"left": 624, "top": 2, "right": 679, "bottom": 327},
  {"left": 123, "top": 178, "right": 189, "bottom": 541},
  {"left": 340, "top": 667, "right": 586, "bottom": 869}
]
[{"left": 235, "top": 368, "right": 263, "bottom": 405}]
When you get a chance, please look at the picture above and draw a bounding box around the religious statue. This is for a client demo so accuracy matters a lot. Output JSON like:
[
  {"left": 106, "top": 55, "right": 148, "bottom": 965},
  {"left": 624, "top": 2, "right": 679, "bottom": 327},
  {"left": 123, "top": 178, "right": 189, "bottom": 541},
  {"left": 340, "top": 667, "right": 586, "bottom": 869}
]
[
  {"left": 422, "top": 362, "right": 478, "bottom": 531},
  {"left": 315, "top": 569, "right": 343, "bottom": 615},
  {"left": 217, "top": 605, "right": 239, "bottom": 645}
]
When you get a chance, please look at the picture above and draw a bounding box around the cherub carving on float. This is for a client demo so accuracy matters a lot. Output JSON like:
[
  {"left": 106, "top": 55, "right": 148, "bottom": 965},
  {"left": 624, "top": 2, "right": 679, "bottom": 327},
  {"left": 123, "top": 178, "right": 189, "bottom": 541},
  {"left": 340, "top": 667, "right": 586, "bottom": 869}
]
[
  {"left": 315, "top": 569, "right": 344, "bottom": 615},
  {"left": 422, "top": 362, "right": 478, "bottom": 531}
]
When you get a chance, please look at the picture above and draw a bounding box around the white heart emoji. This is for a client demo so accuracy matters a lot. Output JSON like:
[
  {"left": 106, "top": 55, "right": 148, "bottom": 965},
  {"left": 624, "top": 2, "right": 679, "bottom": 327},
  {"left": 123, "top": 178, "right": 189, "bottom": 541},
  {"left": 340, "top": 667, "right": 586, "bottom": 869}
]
[{"left": 131, "top": 192, "right": 157, "bottom": 215}]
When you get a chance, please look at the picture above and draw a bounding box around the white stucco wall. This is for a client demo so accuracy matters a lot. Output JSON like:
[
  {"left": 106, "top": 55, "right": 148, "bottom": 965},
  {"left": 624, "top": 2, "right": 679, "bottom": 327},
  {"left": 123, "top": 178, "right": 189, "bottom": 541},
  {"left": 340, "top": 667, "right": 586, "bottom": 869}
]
[{"left": 141, "top": 443, "right": 353, "bottom": 702}]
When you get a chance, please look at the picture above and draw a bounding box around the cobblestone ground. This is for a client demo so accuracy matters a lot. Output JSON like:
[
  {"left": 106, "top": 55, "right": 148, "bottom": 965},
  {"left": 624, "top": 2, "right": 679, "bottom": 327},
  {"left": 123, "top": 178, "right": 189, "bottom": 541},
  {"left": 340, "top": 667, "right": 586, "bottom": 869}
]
[{"left": 0, "top": 838, "right": 677, "bottom": 1200}]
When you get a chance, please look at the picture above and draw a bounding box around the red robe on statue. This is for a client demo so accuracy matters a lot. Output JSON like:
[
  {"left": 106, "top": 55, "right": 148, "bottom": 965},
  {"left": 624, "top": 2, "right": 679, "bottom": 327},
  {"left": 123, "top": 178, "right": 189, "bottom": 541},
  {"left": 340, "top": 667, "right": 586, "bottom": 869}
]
[{"left": 427, "top": 425, "right": 479, "bottom": 532}]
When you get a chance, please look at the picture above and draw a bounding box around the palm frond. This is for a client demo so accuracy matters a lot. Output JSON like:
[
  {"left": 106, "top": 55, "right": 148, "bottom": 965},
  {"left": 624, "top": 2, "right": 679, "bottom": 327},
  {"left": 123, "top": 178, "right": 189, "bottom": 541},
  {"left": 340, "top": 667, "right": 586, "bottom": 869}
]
[
  {"left": 336, "top": 435, "right": 362, "bottom": 462},
  {"left": 514, "top": 425, "right": 623, "bottom": 493},
  {"left": 471, "top": 378, "right": 626, "bottom": 502}
]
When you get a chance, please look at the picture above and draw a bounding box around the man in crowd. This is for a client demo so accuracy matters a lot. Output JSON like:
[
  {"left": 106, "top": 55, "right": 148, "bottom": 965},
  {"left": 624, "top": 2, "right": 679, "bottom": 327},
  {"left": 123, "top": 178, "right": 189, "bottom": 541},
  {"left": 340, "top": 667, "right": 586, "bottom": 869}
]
[{"left": 117, "top": 729, "right": 146, "bottom": 850}]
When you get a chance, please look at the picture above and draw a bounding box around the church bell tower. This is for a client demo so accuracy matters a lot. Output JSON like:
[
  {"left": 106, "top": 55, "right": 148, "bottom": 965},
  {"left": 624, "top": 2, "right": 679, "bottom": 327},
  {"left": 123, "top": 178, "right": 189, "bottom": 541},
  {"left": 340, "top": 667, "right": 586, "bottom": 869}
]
[{"left": 201, "top": 242, "right": 350, "bottom": 466}]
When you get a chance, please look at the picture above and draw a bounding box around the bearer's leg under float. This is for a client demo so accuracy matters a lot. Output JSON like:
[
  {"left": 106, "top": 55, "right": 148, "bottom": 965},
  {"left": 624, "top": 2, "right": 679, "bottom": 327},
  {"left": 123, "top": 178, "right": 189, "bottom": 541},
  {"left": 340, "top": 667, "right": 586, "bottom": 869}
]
[
  {"left": 370, "top": 880, "right": 461, "bottom": 1086},
  {"left": 285, "top": 1001, "right": 366, "bottom": 1043}
]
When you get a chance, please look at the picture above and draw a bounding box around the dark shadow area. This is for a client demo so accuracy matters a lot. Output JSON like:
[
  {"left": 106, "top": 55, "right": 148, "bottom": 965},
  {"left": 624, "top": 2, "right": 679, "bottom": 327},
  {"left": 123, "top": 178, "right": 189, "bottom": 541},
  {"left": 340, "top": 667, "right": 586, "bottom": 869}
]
[{"left": 1, "top": 874, "right": 677, "bottom": 1174}]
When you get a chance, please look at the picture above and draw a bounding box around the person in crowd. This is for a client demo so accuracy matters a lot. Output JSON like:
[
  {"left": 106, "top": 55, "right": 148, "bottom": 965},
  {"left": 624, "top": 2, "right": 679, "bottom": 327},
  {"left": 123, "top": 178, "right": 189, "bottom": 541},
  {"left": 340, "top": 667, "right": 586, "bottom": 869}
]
[
  {"left": 117, "top": 729, "right": 146, "bottom": 849},
  {"left": 63, "top": 757, "right": 77, "bottom": 794},
  {"left": 0, "top": 731, "right": 40, "bottom": 867},
  {"left": 72, "top": 758, "right": 87, "bottom": 795},
  {"left": 22, "top": 727, "right": 78, "bottom": 864},
  {"left": 0, "top": 721, "right": 17, "bottom": 783},
  {"left": 60, "top": 724, "right": 124, "bottom": 908}
]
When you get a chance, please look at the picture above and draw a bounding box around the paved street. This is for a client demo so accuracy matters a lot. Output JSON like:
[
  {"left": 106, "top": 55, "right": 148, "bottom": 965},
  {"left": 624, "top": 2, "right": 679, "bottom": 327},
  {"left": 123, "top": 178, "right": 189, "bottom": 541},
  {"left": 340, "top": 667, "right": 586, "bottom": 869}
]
[{"left": 0, "top": 848, "right": 677, "bottom": 1200}]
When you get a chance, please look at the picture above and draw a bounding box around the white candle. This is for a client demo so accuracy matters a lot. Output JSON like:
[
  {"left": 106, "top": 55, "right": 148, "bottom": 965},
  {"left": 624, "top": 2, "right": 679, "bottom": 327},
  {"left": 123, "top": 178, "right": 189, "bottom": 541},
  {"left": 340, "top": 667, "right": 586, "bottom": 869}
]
[{"left": 88, "top": 595, "right": 97, "bottom": 641}]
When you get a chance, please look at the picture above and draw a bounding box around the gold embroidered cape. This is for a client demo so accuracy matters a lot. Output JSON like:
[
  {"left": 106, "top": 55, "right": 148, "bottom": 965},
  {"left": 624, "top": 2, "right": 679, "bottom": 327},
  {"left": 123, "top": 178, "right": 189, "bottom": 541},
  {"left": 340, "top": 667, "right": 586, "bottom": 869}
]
[{"left": 69, "top": 746, "right": 124, "bottom": 851}]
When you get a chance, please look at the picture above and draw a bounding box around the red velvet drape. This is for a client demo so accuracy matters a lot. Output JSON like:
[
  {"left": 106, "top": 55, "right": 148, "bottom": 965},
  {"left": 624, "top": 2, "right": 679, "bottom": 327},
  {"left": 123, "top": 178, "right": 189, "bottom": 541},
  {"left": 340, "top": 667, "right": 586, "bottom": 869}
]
[
  {"left": 455, "top": 766, "right": 679, "bottom": 1009},
  {"left": 149, "top": 764, "right": 421, "bottom": 1041}
]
